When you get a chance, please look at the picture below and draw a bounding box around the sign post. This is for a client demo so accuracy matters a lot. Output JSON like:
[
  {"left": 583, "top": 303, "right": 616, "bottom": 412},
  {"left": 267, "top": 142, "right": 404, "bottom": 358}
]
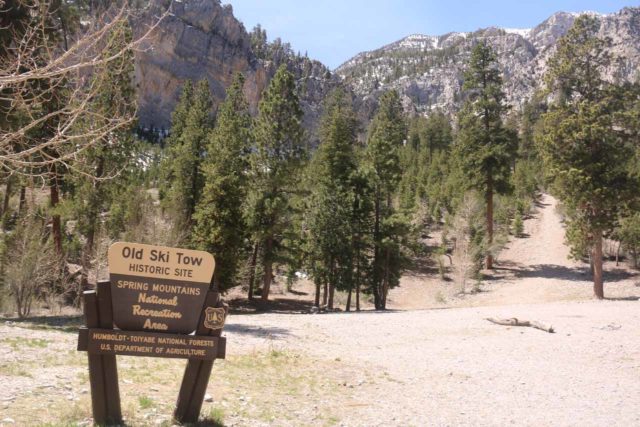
[{"left": 78, "top": 243, "right": 226, "bottom": 425}]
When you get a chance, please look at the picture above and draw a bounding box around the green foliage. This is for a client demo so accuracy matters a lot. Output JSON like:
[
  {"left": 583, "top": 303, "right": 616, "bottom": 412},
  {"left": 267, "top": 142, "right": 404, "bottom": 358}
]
[
  {"left": 160, "top": 79, "right": 213, "bottom": 234},
  {"left": 246, "top": 64, "right": 305, "bottom": 299},
  {"left": 513, "top": 210, "right": 524, "bottom": 237},
  {"left": 192, "top": 73, "right": 252, "bottom": 291},
  {"left": 365, "top": 90, "right": 410, "bottom": 309},
  {"left": 455, "top": 42, "right": 516, "bottom": 268},
  {"left": 615, "top": 213, "right": 640, "bottom": 268},
  {"left": 305, "top": 89, "right": 359, "bottom": 304},
  {"left": 68, "top": 20, "right": 136, "bottom": 257},
  {"left": 456, "top": 43, "right": 515, "bottom": 196},
  {"left": 4, "top": 214, "right": 60, "bottom": 318},
  {"left": 538, "top": 15, "right": 639, "bottom": 258}
]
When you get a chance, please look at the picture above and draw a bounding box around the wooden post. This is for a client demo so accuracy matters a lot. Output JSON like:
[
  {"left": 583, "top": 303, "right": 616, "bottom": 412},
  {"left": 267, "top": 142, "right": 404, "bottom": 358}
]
[
  {"left": 83, "top": 290, "right": 107, "bottom": 425},
  {"left": 97, "top": 281, "right": 122, "bottom": 424},
  {"left": 174, "top": 291, "right": 221, "bottom": 423},
  {"left": 83, "top": 282, "right": 122, "bottom": 426}
]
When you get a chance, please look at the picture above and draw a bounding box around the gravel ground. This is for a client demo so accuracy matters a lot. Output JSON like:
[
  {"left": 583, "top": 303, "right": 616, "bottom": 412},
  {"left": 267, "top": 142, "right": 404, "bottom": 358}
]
[
  {"left": 2, "top": 194, "right": 639, "bottom": 426},
  {"left": 225, "top": 300, "right": 640, "bottom": 426},
  {"left": 223, "top": 194, "right": 640, "bottom": 426}
]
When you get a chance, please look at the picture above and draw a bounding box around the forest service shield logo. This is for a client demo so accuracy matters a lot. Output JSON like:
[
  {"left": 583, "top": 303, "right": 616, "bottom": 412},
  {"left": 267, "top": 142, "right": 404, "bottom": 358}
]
[{"left": 204, "top": 307, "right": 226, "bottom": 330}]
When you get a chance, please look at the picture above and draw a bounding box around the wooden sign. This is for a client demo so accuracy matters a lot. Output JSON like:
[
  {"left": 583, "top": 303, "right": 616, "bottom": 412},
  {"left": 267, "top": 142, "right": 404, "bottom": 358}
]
[
  {"left": 78, "top": 328, "right": 226, "bottom": 360},
  {"left": 108, "top": 242, "right": 215, "bottom": 334},
  {"left": 78, "top": 243, "right": 227, "bottom": 426}
]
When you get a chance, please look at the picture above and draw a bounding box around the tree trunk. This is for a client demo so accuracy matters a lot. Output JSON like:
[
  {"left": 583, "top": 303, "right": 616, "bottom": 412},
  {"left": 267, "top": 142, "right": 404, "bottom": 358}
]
[
  {"left": 593, "top": 231, "right": 604, "bottom": 299},
  {"left": 372, "top": 190, "right": 382, "bottom": 309},
  {"left": 322, "top": 278, "right": 328, "bottom": 306},
  {"left": 486, "top": 177, "right": 494, "bottom": 270},
  {"left": 261, "top": 237, "right": 273, "bottom": 301},
  {"left": 355, "top": 243, "right": 361, "bottom": 312},
  {"left": 346, "top": 284, "right": 352, "bottom": 312},
  {"left": 314, "top": 280, "right": 320, "bottom": 307},
  {"left": 615, "top": 241, "right": 621, "bottom": 267},
  {"left": 327, "top": 262, "right": 335, "bottom": 310},
  {"left": 328, "top": 283, "right": 335, "bottom": 310},
  {"left": 18, "top": 186, "right": 26, "bottom": 216},
  {"left": 382, "top": 247, "right": 391, "bottom": 309},
  {"left": 84, "top": 156, "right": 105, "bottom": 260},
  {"left": 247, "top": 242, "right": 259, "bottom": 301},
  {"left": 50, "top": 170, "right": 62, "bottom": 255},
  {"left": 1, "top": 176, "right": 13, "bottom": 226}
]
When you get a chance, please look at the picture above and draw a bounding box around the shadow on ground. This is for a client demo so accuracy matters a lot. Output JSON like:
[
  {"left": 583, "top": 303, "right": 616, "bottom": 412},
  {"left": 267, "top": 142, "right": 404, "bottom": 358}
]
[
  {"left": 228, "top": 297, "right": 314, "bottom": 315},
  {"left": 223, "top": 323, "right": 292, "bottom": 339},
  {"left": 488, "top": 264, "right": 636, "bottom": 283},
  {"left": 1, "top": 314, "right": 83, "bottom": 332}
]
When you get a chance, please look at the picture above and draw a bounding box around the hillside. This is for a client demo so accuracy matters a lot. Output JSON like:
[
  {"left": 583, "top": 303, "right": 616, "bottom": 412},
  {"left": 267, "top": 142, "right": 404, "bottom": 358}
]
[{"left": 336, "top": 7, "right": 640, "bottom": 117}]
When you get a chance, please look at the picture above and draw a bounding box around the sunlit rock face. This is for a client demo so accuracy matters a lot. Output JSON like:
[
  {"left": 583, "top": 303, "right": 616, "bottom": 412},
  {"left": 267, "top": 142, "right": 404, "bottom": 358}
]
[
  {"left": 134, "top": 0, "right": 337, "bottom": 144},
  {"left": 336, "top": 7, "right": 640, "bottom": 118}
]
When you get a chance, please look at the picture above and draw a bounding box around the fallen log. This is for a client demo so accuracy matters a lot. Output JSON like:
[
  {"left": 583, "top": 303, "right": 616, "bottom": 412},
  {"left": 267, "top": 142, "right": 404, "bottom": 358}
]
[{"left": 486, "top": 317, "right": 555, "bottom": 333}]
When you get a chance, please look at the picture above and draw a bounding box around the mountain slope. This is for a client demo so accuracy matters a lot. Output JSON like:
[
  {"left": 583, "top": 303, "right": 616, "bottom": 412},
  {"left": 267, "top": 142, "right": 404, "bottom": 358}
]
[{"left": 336, "top": 7, "right": 640, "bottom": 116}]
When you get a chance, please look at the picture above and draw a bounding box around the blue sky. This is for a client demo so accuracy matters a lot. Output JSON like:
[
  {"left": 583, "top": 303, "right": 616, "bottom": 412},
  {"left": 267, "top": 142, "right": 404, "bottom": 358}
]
[{"left": 225, "top": 0, "right": 636, "bottom": 69}]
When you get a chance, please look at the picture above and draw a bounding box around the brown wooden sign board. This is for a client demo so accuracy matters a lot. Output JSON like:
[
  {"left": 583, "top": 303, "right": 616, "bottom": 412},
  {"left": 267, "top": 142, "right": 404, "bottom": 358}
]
[
  {"left": 77, "top": 243, "right": 226, "bottom": 426},
  {"left": 108, "top": 242, "right": 215, "bottom": 334},
  {"left": 78, "top": 328, "right": 226, "bottom": 360}
]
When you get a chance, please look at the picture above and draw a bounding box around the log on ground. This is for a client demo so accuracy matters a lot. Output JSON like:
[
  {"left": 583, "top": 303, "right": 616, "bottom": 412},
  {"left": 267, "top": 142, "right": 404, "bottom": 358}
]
[{"left": 486, "top": 317, "right": 555, "bottom": 333}]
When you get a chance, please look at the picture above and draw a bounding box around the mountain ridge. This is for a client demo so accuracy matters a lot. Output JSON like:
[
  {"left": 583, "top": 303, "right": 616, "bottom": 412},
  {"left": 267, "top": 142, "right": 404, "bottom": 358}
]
[{"left": 335, "top": 7, "right": 640, "bottom": 117}]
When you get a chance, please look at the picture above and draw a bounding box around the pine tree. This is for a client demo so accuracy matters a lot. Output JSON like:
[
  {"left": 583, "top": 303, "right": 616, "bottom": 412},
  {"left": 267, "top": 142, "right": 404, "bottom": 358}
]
[
  {"left": 161, "top": 79, "right": 213, "bottom": 237},
  {"left": 246, "top": 64, "right": 305, "bottom": 301},
  {"left": 71, "top": 20, "right": 136, "bottom": 262},
  {"left": 192, "top": 73, "right": 252, "bottom": 291},
  {"left": 365, "top": 90, "right": 408, "bottom": 310},
  {"left": 455, "top": 42, "right": 516, "bottom": 269},
  {"left": 537, "top": 16, "right": 639, "bottom": 299},
  {"left": 306, "top": 88, "right": 358, "bottom": 310}
]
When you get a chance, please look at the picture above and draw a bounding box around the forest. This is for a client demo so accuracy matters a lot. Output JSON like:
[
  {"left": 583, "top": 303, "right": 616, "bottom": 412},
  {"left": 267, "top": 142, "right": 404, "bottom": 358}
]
[{"left": 1, "top": 1, "right": 640, "bottom": 319}]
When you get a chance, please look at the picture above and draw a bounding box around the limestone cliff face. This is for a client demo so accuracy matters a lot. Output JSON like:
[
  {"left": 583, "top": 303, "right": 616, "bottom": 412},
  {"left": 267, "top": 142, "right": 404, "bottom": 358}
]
[
  {"left": 134, "top": 0, "right": 337, "bottom": 144},
  {"left": 135, "top": 0, "right": 258, "bottom": 129}
]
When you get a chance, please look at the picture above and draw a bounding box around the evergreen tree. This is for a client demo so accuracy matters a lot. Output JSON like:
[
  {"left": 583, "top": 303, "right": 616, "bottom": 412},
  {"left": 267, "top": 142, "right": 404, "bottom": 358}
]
[
  {"left": 246, "top": 64, "right": 305, "bottom": 301},
  {"left": 71, "top": 20, "right": 135, "bottom": 263},
  {"left": 455, "top": 42, "right": 516, "bottom": 269},
  {"left": 365, "top": 90, "right": 408, "bottom": 310},
  {"left": 306, "top": 88, "right": 358, "bottom": 310},
  {"left": 161, "top": 79, "right": 213, "bottom": 236},
  {"left": 537, "top": 16, "right": 639, "bottom": 299},
  {"left": 192, "top": 73, "right": 252, "bottom": 292}
]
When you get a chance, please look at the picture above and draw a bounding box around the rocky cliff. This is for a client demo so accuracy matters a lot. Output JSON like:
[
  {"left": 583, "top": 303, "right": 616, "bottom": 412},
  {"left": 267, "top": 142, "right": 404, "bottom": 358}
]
[
  {"left": 336, "top": 7, "right": 640, "bottom": 117},
  {"left": 134, "top": 0, "right": 338, "bottom": 143},
  {"left": 134, "top": 2, "right": 640, "bottom": 135}
]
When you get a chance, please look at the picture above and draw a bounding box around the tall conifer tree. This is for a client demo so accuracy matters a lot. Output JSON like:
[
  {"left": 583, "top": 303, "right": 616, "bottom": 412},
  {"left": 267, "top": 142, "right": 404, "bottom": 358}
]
[
  {"left": 246, "top": 64, "right": 305, "bottom": 301},
  {"left": 366, "top": 90, "right": 408, "bottom": 310},
  {"left": 537, "top": 16, "right": 639, "bottom": 299},
  {"left": 455, "top": 42, "right": 515, "bottom": 269},
  {"left": 161, "top": 79, "right": 213, "bottom": 236},
  {"left": 192, "top": 73, "right": 252, "bottom": 291},
  {"left": 306, "top": 88, "right": 358, "bottom": 309}
]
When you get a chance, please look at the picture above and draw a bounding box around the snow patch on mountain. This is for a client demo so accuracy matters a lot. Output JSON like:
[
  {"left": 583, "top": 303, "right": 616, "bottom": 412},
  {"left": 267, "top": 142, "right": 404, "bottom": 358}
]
[{"left": 503, "top": 28, "right": 532, "bottom": 38}]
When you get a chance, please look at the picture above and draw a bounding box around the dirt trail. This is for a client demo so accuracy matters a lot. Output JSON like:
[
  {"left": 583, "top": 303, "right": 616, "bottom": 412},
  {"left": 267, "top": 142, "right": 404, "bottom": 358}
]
[
  {"left": 390, "top": 193, "right": 639, "bottom": 309},
  {"left": 473, "top": 193, "right": 638, "bottom": 305}
]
